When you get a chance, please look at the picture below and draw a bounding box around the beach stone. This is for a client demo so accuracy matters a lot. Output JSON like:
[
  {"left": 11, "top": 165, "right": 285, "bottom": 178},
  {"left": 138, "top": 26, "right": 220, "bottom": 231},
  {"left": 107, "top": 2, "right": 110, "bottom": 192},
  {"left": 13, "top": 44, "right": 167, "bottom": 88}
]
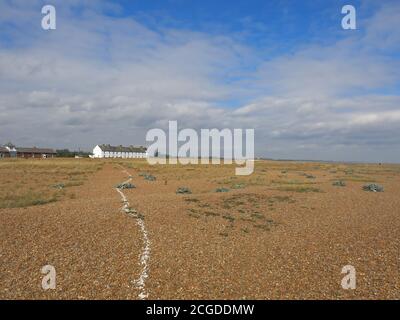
[{"left": 176, "top": 187, "right": 192, "bottom": 194}]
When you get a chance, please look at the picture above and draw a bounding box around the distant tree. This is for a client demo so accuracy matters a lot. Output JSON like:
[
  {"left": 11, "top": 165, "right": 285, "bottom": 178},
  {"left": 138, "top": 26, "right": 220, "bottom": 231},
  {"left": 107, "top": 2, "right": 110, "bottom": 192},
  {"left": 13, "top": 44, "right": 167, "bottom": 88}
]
[
  {"left": 56, "top": 149, "right": 91, "bottom": 158},
  {"left": 4, "top": 142, "right": 15, "bottom": 148},
  {"left": 56, "top": 149, "right": 74, "bottom": 157},
  {"left": 76, "top": 151, "right": 91, "bottom": 158}
]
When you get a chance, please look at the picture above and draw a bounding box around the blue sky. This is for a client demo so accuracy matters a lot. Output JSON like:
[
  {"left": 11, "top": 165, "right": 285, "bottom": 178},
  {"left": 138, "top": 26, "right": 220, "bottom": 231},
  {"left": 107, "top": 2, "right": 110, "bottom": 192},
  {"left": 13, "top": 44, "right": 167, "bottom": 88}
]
[
  {"left": 0, "top": 0, "right": 399, "bottom": 162},
  {"left": 105, "top": 1, "right": 382, "bottom": 53}
]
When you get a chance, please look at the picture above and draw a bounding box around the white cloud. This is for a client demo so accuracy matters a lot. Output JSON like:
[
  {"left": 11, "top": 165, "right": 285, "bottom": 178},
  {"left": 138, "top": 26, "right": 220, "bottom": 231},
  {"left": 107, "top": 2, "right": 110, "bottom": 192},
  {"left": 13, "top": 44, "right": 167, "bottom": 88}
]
[{"left": 0, "top": 0, "right": 399, "bottom": 162}]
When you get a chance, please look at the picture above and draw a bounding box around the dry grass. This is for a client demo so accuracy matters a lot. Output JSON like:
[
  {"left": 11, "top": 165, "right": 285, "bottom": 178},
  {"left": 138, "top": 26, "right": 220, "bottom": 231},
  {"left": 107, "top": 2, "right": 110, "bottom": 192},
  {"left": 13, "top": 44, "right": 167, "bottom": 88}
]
[
  {"left": 0, "top": 158, "right": 103, "bottom": 208},
  {"left": 274, "top": 186, "right": 322, "bottom": 193}
]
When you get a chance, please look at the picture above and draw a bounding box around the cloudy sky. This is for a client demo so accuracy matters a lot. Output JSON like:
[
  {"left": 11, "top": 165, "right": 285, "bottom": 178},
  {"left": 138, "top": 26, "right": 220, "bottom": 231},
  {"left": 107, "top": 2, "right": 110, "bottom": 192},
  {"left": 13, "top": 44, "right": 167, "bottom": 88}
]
[{"left": 0, "top": 0, "right": 399, "bottom": 162}]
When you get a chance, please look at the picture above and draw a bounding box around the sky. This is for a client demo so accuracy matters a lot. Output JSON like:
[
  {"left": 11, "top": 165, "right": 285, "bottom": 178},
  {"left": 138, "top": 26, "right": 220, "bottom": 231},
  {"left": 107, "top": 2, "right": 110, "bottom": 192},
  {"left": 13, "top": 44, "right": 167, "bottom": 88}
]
[{"left": 0, "top": 0, "right": 399, "bottom": 162}]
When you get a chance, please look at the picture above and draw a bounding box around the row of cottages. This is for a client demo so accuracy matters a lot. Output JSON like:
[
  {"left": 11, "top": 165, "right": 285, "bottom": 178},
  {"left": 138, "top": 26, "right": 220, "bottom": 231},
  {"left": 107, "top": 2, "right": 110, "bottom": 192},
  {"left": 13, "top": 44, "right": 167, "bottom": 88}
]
[
  {"left": 92, "top": 144, "right": 148, "bottom": 158},
  {"left": 0, "top": 145, "right": 56, "bottom": 158}
]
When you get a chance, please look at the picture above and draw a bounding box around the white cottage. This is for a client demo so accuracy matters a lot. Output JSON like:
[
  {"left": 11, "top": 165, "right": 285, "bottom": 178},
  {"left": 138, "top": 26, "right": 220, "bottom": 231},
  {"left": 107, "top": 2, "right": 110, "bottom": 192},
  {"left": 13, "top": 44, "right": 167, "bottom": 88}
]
[
  {"left": 92, "top": 144, "right": 148, "bottom": 158},
  {"left": 0, "top": 144, "right": 17, "bottom": 158}
]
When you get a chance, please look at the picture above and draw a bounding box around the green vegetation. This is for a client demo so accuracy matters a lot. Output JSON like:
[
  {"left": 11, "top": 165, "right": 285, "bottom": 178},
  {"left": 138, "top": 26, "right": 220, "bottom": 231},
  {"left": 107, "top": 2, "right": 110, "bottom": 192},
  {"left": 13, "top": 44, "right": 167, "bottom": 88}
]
[
  {"left": 176, "top": 187, "right": 192, "bottom": 194},
  {"left": 332, "top": 180, "right": 346, "bottom": 187},
  {"left": 268, "top": 195, "right": 295, "bottom": 203},
  {"left": 275, "top": 186, "right": 322, "bottom": 193},
  {"left": 0, "top": 192, "right": 58, "bottom": 209}
]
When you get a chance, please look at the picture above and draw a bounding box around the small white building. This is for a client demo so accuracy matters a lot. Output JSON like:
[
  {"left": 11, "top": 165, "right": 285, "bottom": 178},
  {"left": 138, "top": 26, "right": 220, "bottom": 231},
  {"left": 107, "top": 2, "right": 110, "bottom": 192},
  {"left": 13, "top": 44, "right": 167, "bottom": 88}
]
[
  {"left": 92, "top": 144, "right": 148, "bottom": 158},
  {"left": 0, "top": 144, "right": 17, "bottom": 158}
]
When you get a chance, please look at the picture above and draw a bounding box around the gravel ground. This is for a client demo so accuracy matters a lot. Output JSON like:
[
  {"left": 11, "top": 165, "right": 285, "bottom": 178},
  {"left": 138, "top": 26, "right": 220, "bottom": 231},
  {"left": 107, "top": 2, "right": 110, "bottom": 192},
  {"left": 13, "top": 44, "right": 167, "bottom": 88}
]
[
  {"left": 0, "top": 164, "right": 142, "bottom": 299},
  {"left": 1, "top": 161, "right": 399, "bottom": 299}
]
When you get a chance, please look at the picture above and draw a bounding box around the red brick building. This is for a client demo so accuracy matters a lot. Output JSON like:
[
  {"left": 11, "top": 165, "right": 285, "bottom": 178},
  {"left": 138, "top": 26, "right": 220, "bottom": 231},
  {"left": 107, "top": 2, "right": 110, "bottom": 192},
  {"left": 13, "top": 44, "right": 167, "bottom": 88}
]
[{"left": 16, "top": 147, "right": 56, "bottom": 158}]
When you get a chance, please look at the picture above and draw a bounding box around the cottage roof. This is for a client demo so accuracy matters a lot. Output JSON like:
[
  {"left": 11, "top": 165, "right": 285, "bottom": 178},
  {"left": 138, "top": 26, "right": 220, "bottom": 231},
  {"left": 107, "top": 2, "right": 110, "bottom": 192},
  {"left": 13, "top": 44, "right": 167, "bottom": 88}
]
[
  {"left": 99, "top": 144, "right": 147, "bottom": 153},
  {"left": 16, "top": 147, "right": 56, "bottom": 154}
]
